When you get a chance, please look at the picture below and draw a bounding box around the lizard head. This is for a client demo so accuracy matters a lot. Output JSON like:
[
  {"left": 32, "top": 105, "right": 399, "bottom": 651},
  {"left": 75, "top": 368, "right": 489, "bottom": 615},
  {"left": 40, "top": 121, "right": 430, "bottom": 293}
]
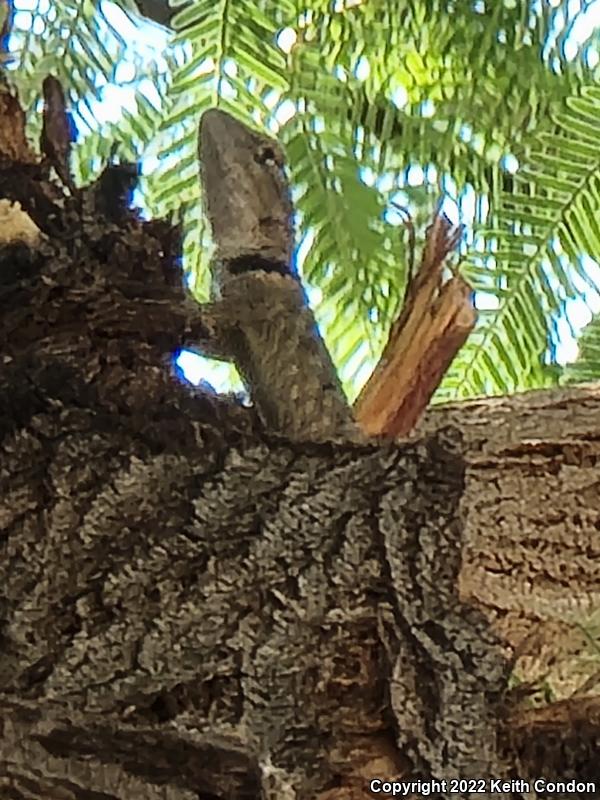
[{"left": 199, "top": 108, "right": 294, "bottom": 278}]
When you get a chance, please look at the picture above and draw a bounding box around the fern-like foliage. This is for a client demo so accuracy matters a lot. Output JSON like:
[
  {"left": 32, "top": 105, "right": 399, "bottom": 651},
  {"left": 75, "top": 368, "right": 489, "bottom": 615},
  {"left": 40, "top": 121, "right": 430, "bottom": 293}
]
[
  {"left": 441, "top": 85, "right": 600, "bottom": 399},
  {"left": 563, "top": 312, "right": 600, "bottom": 384}
]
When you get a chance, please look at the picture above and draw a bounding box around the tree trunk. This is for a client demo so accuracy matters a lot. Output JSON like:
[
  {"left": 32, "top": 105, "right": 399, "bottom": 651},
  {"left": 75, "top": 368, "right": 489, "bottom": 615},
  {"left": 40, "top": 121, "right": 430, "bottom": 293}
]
[{"left": 1, "top": 90, "right": 599, "bottom": 799}]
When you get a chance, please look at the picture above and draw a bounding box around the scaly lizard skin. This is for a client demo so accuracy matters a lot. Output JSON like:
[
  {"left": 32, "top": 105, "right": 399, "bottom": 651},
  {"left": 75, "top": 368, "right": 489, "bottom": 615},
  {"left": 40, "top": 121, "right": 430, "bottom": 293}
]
[{"left": 199, "top": 108, "right": 359, "bottom": 442}]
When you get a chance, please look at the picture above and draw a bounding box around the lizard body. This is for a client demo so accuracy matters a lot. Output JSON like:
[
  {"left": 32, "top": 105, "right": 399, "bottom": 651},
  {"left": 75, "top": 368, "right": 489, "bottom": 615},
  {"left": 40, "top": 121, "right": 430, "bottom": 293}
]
[{"left": 199, "top": 108, "right": 358, "bottom": 442}]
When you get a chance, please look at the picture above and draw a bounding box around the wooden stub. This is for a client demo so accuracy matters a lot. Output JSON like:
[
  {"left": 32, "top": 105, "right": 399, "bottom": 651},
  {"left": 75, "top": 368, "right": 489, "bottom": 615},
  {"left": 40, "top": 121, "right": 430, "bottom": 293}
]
[{"left": 354, "top": 215, "right": 476, "bottom": 439}]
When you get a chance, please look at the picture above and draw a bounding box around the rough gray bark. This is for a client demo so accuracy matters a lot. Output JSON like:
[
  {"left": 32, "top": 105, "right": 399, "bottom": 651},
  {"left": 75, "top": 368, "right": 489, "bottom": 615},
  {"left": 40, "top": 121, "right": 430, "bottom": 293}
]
[
  {"left": 416, "top": 388, "right": 600, "bottom": 702},
  {"left": 1, "top": 95, "right": 599, "bottom": 798}
]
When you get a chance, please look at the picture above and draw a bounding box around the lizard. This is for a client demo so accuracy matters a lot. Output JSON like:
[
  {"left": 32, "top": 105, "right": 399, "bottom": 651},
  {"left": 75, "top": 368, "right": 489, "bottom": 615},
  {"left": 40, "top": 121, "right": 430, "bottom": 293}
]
[{"left": 198, "top": 108, "right": 360, "bottom": 443}]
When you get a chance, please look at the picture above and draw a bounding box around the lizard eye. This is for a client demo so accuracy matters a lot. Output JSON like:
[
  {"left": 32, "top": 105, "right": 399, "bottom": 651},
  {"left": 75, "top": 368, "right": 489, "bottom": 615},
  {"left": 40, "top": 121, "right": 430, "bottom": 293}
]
[{"left": 255, "top": 146, "right": 278, "bottom": 167}]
